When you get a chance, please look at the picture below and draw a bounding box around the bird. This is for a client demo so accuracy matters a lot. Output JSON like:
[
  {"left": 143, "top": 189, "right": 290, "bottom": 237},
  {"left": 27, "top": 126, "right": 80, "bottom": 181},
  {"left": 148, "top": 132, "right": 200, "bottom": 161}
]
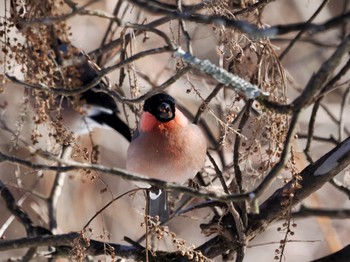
[
  {"left": 126, "top": 93, "right": 207, "bottom": 222},
  {"left": 53, "top": 39, "right": 132, "bottom": 142}
]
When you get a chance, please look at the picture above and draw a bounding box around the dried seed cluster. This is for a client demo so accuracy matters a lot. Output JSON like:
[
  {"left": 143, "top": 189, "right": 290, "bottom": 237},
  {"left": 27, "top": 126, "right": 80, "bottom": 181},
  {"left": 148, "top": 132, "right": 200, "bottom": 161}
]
[
  {"left": 144, "top": 216, "right": 210, "bottom": 262},
  {"left": 274, "top": 146, "right": 302, "bottom": 261},
  {"left": 1, "top": 1, "right": 89, "bottom": 149}
]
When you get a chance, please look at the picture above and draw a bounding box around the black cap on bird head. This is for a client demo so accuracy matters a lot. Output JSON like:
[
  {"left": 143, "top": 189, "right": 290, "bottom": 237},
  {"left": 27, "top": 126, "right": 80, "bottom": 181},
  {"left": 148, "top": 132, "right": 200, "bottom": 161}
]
[{"left": 143, "top": 93, "right": 176, "bottom": 122}]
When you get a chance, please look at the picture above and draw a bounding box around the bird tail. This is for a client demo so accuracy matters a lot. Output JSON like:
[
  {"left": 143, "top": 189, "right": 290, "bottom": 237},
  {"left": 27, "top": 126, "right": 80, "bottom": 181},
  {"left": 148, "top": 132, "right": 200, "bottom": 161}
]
[{"left": 148, "top": 189, "right": 169, "bottom": 223}]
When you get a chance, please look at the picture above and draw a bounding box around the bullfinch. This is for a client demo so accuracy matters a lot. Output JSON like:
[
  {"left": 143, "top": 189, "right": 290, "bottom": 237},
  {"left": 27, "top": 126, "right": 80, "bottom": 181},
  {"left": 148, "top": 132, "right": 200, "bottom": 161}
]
[
  {"left": 55, "top": 39, "right": 131, "bottom": 141},
  {"left": 126, "top": 93, "right": 207, "bottom": 222}
]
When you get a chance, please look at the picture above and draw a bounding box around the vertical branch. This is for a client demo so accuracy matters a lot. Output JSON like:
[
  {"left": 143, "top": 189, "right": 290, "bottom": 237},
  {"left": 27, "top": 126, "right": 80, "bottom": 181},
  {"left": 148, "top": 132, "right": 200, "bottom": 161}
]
[
  {"left": 338, "top": 86, "right": 350, "bottom": 142},
  {"left": 233, "top": 101, "right": 252, "bottom": 227},
  {"left": 304, "top": 58, "right": 350, "bottom": 160},
  {"left": 96, "top": 1, "right": 123, "bottom": 66},
  {"left": 207, "top": 152, "right": 246, "bottom": 262},
  {"left": 227, "top": 202, "right": 246, "bottom": 262},
  {"left": 207, "top": 151, "right": 229, "bottom": 194},
  {"left": 304, "top": 100, "right": 318, "bottom": 163},
  {"left": 233, "top": 101, "right": 252, "bottom": 193},
  {"left": 253, "top": 109, "right": 301, "bottom": 199},
  {"left": 145, "top": 190, "right": 150, "bottom": 262},
  {"left": 176, "top": 0, "right": 193, "bottom": 53},
  {"left": 47, "top": 145, "right": 72, "bottom": 233}
]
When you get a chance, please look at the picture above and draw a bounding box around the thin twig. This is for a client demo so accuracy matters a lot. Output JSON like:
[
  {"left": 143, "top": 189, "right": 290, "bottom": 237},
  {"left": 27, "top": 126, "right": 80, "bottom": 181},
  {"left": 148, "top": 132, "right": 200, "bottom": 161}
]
[
  {"left": 83, "top": 188, "right": 141, "bottom": 229},
  {"left": 233, "top": 0, "right": 273, "bottom": 16},
  {"left": 292, "top": 205, "right": 350, "bottom": 219},
  {"left": 338, "top": 85, "right": 350, "bottom": 142},
  {"left": 329, "top": 178, "right": 350, "bottom": 199},
  {"left": 253, "top": 109, "right": 300, "bottom": 201},
  {"left": 128, "top": 0, "right": 350, "bottom": 38},
  {"left": 260, "top": 34, "right": 350, "bottom": 113},
  {"left": 2, "top": 136, "right": 350, "bottom": 206},
  {"left": 47, "top": 146, "right": 72, "bottom": 233},
  {"left": 233, "top": 102, "right": 252, "bottom": 193},
  {"left": 16, "top": 0, "right": 100, "bottom": 27},
  {"left": 193, "top": 84, "right": 223, "bottom": 125},
  {"left": 279, "top": 0, "right": 329, "bottom": 60}
]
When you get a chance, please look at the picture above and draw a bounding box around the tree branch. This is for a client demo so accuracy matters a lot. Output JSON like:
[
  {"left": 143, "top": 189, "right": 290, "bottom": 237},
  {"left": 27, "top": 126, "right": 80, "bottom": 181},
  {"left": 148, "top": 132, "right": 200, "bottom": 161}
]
[
  {"left": 128, "top": 0, "right": 350, "bottom": 38},
  {"left": 197, "top": 136, "right": 350, "bottom": 258},
  {"left": 312, "top": 244, "right": 350, "bottom": 262},
  {"left": 292, "top": 205, "right": 350, "bottom": 219}
]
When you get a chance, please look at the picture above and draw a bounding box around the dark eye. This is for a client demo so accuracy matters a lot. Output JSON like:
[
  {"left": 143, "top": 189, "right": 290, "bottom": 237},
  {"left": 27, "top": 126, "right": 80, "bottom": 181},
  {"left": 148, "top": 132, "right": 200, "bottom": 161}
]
[{"left": 157, "top": 102, "right": 174, "bottom": 121}]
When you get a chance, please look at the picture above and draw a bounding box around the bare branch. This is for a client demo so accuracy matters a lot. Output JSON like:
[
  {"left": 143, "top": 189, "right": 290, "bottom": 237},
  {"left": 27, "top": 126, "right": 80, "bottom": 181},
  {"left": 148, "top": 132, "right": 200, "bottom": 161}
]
[
  {"left": 196, "top": 136, "right": 350, "bottom": 258},
  {"left": 47, "top": 146, "right": 72, "bottom": 233},
  {"left": 260, "top": 33, "right": 350, "bottom": 113},
  {"left": 175, "top": 48, "right": 268, "bottom": 99},
  {"left": 292, "top": 205, "right": 350, "bottom": 219},
  {"left": 312, "top": 244, "right": 350, "bottom": 262},
  {"left": 250, "top": 137, "right": 350, "bottom": 233},
  {"left": 128, "top": 0, "right": 350, "bottom": 38},
  {"left": 279, "top": 0, "right": 329, "bottom": 60},
  {"left": 330, "top": 178, "right": 350, "bottom": 199},
  {"left": 1, "top": 136, "right": 350, "bottom": 211}
]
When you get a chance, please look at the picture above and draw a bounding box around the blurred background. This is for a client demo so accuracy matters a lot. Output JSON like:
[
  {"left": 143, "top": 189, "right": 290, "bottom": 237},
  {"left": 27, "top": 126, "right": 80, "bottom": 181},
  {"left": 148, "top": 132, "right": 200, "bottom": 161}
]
[{"left": 0, "top": 0, "right": 349, "bottom": 261}]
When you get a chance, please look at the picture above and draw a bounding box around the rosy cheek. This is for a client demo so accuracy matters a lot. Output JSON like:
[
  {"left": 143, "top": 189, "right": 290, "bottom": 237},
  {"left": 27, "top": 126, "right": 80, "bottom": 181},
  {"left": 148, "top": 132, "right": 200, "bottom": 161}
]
[
  {"left": 140, "top": 112, "right": 158, "bottom": 132},
  {"left": 174, "top": 109, "right": 188, "bottom": 127}
]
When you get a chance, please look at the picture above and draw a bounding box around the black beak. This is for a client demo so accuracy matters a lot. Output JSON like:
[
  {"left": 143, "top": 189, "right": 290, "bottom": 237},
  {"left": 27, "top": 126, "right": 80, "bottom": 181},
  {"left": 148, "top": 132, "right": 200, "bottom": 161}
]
[{"left": 158, "top": 102, "right": 173, "bottom": 120}]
